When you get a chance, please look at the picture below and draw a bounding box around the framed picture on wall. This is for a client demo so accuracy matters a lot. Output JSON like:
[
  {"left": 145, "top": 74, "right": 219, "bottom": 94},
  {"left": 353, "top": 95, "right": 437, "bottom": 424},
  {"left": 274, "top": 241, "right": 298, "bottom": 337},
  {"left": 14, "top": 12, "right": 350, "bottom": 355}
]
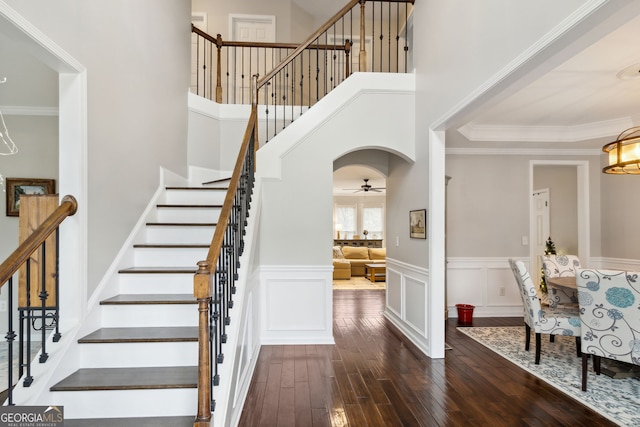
[
  {"left": 409, "top": 209, "right": 427, "bottom": 239},
  {"left": 5, "top": 178, "right": 56, "bottom": 217}
]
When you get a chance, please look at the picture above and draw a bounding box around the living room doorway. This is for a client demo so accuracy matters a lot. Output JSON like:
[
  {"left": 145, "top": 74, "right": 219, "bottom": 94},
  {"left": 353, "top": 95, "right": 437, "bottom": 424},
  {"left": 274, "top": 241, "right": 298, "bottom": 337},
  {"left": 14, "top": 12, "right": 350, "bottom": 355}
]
[{"left": 332, "top": 164, "right": 387, "bottom": 291}]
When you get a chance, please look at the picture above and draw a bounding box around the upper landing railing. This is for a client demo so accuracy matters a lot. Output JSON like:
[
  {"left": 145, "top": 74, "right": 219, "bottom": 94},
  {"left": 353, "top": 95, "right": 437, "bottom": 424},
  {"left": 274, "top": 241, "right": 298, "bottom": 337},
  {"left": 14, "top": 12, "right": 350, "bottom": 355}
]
[{"left": 191, "top": 0, "right": 414, "bottom": 141}]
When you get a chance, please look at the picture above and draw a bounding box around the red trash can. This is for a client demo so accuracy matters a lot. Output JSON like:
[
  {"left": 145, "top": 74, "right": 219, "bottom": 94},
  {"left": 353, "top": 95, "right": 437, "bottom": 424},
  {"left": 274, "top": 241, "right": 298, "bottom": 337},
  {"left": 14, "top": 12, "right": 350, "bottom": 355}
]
[{"left": 456, "top": 304, "right": 475, "bottom": 326}]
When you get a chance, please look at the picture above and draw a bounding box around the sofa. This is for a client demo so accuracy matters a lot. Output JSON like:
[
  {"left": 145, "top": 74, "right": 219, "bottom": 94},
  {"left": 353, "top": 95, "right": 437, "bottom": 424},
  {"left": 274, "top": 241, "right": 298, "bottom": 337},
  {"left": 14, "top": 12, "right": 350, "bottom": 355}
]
[{"left": 332, "top": 246, "right": 386, "bottom": 279}]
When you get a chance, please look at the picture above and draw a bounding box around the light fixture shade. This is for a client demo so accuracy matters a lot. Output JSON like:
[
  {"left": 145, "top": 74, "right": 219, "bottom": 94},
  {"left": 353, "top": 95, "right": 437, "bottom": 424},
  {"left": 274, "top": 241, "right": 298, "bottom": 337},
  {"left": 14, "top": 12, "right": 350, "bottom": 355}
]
[{"left": 602, "top": 126, "right": 640, "bottom": 174}]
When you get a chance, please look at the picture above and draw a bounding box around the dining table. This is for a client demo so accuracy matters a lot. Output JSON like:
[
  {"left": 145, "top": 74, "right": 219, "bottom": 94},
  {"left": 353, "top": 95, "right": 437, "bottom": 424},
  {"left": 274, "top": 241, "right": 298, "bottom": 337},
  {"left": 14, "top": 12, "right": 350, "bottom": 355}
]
[{"left": 545, "top": 276, "right": 576, "bottom": 290}]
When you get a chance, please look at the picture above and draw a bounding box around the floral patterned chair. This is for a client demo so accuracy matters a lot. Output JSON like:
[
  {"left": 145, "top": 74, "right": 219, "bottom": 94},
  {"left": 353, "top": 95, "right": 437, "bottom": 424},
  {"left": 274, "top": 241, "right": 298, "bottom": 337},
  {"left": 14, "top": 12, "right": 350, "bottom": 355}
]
[
  {"left": 541, "top": 254, "right": 581, "bottom": 308},
  {"left": 508, "top": 259, "right": 582, "bottom": 364},
  {"left": 576, "top": 268, "right": 640, "bottom": 391}
]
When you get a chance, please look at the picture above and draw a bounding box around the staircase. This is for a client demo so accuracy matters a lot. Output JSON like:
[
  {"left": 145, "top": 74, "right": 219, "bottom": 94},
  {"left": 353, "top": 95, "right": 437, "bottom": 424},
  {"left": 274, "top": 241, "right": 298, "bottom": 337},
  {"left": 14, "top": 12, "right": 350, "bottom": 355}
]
[{"left": 42, "top": 181, "right": 228, "bottom": 424}]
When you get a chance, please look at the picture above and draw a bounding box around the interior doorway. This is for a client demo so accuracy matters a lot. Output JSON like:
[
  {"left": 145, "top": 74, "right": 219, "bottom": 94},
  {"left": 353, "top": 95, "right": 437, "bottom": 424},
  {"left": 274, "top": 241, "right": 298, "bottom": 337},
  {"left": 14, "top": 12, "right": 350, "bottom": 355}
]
[
  {"left": 332, "top": 164, "right": 387, "bottom": 290},
  {"left": 529, "top": 161, "right": 590, "bottom": 287}
]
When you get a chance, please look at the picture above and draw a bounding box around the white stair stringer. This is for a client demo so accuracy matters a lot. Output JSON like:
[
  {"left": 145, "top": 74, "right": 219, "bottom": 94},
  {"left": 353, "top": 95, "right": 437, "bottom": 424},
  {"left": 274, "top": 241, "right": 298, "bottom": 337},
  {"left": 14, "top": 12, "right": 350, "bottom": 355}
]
[{"left": 9, "top": 170, "right": 226, "bottom": 420}]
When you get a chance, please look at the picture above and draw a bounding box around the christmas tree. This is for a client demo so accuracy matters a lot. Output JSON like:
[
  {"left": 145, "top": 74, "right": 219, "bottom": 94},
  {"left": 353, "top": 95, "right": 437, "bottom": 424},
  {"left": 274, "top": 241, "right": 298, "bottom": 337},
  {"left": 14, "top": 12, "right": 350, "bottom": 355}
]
[{"left": 539, "top": 236, "right": 556, "bottom": 293}]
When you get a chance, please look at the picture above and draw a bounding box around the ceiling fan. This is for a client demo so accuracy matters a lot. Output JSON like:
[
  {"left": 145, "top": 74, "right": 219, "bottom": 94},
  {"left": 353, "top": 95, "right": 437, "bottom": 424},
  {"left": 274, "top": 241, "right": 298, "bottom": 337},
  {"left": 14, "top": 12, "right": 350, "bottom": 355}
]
[{"left": 344, "top": 178, "right": 386, "bottom": 193}]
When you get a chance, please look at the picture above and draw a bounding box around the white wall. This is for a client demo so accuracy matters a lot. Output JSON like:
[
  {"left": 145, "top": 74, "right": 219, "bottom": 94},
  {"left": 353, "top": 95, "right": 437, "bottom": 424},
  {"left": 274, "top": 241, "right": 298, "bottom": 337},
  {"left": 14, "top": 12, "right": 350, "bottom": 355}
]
[
  {"left": 256, "top": 72, "right": 414, "bottom": 344},
  {"left": 5, "top": 0, "right": 192, "bottom": 296}
]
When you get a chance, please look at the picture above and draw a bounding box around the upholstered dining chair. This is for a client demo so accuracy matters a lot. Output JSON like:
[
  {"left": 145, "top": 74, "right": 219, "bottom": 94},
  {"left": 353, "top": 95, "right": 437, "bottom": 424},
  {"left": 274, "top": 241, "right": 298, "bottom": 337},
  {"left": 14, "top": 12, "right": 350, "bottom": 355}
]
[
  {"left": 508, "top": 259, "right": 581, "bottom": 364},
  {"left": 575, "top": 268, "right": 640, "bottom": 391},
  {"left": 541, "top": 254, "right": 581, "bottom": 308}
]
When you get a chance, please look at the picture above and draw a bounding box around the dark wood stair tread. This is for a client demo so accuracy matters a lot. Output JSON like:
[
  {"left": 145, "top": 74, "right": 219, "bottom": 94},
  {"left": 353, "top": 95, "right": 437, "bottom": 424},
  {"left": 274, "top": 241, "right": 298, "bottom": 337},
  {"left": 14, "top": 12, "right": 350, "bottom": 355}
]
[
  {"left": 65, "top": 416, "right": 195, "bottom": 427},
  {"left": 100, "top": 294, "right": 196, "bottom": 305},
  {"left": 202, "top": 176, "right": 231, "bottom": 185},
  {"left": 165, "top": 186, "right": 227, "bottom": 191},
  {"left": 156, "top": 204, "right": 222, "bottom": 208},
  {"left": 132, "top": 243, "right": 209, "bottom": 248},
  {"left": 50, "top": 366, "right": 197, "bottom": 391},
  {"left": 145, "top": 222, "right": 216, "bottom": 226},
  {"left": 79, "top": 327, "right": 198, "bottom": 343},
  {"left": 118, "top": 266, "right": 198, "bottom": 274}
]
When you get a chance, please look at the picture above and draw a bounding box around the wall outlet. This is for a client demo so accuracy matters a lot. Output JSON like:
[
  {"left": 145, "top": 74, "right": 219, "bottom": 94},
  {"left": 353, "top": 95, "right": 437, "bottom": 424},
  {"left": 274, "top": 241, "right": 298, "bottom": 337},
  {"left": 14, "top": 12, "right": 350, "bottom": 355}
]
[
  {"left": 521, "top": 235, "right": 528, "bottom": 245},
  {"left": 499, "top": 287, "right": 506, "bottom": 296},
  {"left": 0, "top": 301, "right": 6, "bottom": 312},
  {"left": 396, "top": 236, "right": 400, "bottom": 247}
]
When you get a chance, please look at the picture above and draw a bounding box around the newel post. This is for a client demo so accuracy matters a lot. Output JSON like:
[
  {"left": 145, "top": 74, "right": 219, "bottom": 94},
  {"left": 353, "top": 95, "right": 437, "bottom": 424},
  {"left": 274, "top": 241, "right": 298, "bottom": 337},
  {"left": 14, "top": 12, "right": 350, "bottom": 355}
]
[
  {"left": 194, "top": 261, "right": 212, "bottom": 427},
  {"left": 215, "top": 34, "right": 223, "bottom": 103},
  {"left": 359, "top": 0, "right": 367, "bottom": 72}
]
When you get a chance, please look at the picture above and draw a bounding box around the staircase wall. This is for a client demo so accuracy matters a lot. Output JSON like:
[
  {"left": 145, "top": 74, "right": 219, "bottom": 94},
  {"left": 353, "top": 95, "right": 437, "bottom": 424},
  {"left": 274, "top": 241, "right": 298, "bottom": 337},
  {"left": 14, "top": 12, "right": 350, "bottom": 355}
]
[{"left": 256, "top": 72, "right": 416, "bottom": 345}]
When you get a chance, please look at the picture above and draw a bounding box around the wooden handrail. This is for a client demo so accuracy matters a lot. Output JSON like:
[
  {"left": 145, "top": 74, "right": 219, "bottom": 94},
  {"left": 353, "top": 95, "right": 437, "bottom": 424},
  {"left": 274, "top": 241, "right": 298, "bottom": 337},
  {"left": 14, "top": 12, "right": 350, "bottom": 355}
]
[
  {"left": 255, "top": 0, "right": 413, "bottom": 87},
  {"left": 205, "top": 109, "right": 256, "bottom": 271},
  {"left": 193, "top": 106, "right": 257, "bottom": 426},
  {"left": 0, "top": 195, "right": 77, "bottom": 287},
  {"left": 257, "top": 0, "right": 360, "bottom": 88},
  {"left": 192, "top": 25, "right": 347, "bottom": 51}
]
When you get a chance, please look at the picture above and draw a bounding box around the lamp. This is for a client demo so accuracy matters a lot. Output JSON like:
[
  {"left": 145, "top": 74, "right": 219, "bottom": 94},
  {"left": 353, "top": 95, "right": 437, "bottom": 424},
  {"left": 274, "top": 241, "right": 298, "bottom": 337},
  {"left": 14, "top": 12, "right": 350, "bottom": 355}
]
[
  {"left": 602, "top": 126, "right": 640, "bottom": 174},
  {"left": 335, "top": 223, "right": 342, "bottom": 239}
]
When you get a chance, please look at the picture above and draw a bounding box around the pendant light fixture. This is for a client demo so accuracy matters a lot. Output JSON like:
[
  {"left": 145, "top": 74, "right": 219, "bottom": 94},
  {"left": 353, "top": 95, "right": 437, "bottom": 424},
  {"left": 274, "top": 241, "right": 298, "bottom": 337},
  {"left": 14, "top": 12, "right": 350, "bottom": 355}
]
[{"left": 602, "top": 126, "right": 640, "bottom": 174}]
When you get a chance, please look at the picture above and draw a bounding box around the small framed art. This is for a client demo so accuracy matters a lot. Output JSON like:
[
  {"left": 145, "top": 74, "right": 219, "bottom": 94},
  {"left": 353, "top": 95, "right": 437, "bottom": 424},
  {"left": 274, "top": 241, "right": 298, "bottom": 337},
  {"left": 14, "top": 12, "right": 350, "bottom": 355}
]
[
  {"left": 409, "top": 209, "right": 427, "bottom": 239},
  {"left": 6, "top": 178, "right": 56, "bottom": 217}
]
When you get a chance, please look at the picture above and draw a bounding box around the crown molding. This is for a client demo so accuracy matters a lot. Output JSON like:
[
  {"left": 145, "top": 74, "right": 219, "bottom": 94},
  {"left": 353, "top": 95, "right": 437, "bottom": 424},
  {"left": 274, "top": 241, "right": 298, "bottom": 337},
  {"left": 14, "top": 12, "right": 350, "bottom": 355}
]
[
  {"left": 458, "top": 116, "right": 632, "bottom": 143},
  {"left": 446, "top": 147, "right": 601, "bottom": 156},
  {"left": 0, "top": 105, "right": 59, "bottom": 116}
]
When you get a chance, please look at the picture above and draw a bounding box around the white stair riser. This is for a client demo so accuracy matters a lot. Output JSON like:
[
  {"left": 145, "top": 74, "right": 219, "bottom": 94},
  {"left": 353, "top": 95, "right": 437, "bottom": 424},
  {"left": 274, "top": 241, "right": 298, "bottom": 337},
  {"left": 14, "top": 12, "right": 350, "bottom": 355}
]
[
  {"left": 118, "top": 274, "right": 194, "bottom": 294},
  {"left": 164, "top": 189, "right": 227, "bottom": 205},
  {"left": 133, "top": 247, "right": 208, "bottom": 267},
  {"left": 79, "top": 342, "right": 198, "bottom": 368},
  {"left": 145, "top": 226, "right": 213, "bottom": 244},
  {"left": 155, "top": 207, "right": 222, "bottom": 223},
  {"left": 50, "top": 388, "right": 198, "bottom": 419},
  {"left": 101, "top": 305, "right": 198, "bottom": 327}
]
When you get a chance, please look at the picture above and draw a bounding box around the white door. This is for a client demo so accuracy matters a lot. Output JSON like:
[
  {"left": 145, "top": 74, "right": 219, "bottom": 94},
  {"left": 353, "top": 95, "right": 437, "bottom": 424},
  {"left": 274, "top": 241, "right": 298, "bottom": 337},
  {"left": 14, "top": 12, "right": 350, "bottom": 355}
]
[
  {"left": 230, "top": 15, "right": 276, "bottom": 104},
  {"left": 532, "top": 189, "right": 550, "bottom": 291}
]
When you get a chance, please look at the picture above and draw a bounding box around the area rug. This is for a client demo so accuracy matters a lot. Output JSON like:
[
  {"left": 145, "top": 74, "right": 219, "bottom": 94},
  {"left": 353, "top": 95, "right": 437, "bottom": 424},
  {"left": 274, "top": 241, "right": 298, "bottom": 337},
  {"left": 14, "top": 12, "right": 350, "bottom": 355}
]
[
  {"left": 333, "top": 277, "right": 385, "bottom": 290},
  {"left": 457, "top": 326, "right": 640, "bottom": 426}
]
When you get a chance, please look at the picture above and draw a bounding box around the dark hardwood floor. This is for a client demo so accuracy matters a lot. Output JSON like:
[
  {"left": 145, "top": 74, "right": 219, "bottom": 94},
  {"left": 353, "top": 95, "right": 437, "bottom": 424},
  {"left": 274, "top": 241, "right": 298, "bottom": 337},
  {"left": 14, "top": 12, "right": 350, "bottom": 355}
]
[{"left": 238, "top": 289, "right": 616, "bottom": 426}]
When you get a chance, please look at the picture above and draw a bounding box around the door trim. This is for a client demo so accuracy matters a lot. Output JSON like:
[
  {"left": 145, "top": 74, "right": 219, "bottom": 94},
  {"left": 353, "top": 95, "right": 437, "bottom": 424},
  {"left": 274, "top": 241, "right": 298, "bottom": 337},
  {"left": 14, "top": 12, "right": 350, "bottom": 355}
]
[{"left": 529, "top": 160, "right": 590, "bottom": 274}]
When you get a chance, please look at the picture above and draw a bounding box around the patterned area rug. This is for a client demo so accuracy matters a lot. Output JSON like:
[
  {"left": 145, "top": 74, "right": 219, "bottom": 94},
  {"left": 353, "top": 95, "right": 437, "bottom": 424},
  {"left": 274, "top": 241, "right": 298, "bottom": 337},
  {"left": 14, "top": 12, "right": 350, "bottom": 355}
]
[{"left": 457, "top": 326, "right": 640, "bottom": 426}]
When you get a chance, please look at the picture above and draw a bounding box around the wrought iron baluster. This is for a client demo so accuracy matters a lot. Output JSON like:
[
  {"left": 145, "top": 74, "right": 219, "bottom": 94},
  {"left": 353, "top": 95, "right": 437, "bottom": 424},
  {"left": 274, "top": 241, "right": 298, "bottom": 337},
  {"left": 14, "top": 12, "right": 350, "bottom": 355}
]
[
  {"left": 39, "top": 241, "right": 48, "bottom": 364},
  {"left": 6, "top": 276, "right": 15, "bottom": 404}
]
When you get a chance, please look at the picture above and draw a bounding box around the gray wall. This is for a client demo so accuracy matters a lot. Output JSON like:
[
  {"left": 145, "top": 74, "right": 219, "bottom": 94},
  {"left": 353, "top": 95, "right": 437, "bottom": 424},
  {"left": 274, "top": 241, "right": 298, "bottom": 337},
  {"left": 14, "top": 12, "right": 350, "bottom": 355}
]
[
  {"left": 389, "top": 0, "right": 589, "bottom": 269},
  {"left": 5, "top": 0, "right": 192, "bottom": 294},
  {"left": 446, "top": 152, "right": 607, "bottom": 260},
  {"left": 601, "top": 158, "right": 640, "bottom": 260}
]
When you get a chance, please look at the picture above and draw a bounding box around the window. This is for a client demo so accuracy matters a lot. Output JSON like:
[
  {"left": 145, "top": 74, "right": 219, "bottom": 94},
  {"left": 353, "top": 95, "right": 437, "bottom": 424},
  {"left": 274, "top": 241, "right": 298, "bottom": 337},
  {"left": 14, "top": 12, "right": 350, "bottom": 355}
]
[
  {"left": 334, "top": 202, "right": 385, "bottom": 241},
  {"left": 362, "top": 206, "right": 383, "bottom": 239},
  {"left": 335, "top": 205, "right": 356, "bottom": 238}
]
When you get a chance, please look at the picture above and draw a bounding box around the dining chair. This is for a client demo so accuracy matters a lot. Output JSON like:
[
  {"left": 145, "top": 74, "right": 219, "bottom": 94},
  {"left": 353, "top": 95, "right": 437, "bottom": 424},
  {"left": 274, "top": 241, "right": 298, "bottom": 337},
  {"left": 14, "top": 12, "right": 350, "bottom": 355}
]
[
  {"left": 541, "top": 254, "right": 580, "bottom": 308},
  {"left": 508, "top": 259, "right": 581, "bottom": 364},
  {"left": 575, "top": 268, "right": 640, "bottom": 391}
]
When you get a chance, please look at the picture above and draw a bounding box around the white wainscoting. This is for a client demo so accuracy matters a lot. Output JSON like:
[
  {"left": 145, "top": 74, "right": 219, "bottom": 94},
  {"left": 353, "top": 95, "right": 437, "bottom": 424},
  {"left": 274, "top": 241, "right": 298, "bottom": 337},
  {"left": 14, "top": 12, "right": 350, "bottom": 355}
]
[
  {"left": 384, "top": 258, "right": 431, "bottom": 356},
  {"left": 259, "top": 266, "right": 334, "bottom": 345},
  {"left": 592, "top": 257, "right": 640, "bottom": 271},
  {"left": 446, "top": 257, "right": 640, "bottom": 319},
  {"left": 447, "top": 257, "right": 528, "bottom": 318}
]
